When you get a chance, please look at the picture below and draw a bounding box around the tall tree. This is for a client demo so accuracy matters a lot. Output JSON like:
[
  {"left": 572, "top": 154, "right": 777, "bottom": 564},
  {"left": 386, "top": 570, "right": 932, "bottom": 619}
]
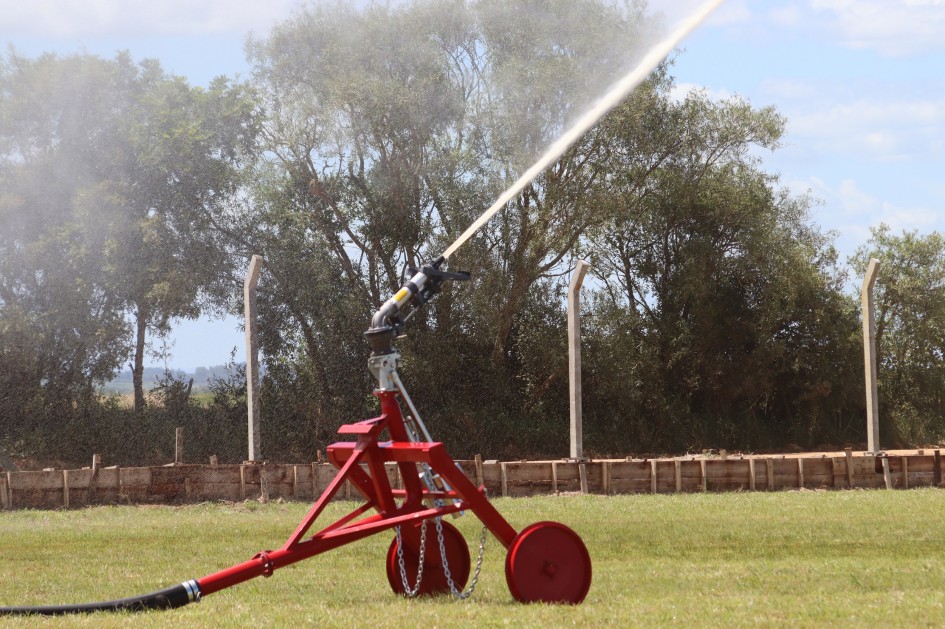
[
  {"left": 0, "top": 50, "right": 259, "bottom": 413},
  {"left": 584, "top": 82, "right": 861, "bottom": 451},
  {"left": 96, "top": 60, "right": 258, "bottom": 412},
  {"left": 242, "top": 0, "right": 651, "bottom": 453},
  {"left": 0, "top": 52, "right": 130, "bottom": 428}
]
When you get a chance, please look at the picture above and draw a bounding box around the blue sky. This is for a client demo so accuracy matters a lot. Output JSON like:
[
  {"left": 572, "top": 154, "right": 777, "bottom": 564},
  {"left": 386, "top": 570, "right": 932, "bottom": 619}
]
[
  {"left": 674, "top": 0, "right": 945, "bottom": 256},
  {"left": 2, "top": 0, "right": 943, "bottom": 371}
]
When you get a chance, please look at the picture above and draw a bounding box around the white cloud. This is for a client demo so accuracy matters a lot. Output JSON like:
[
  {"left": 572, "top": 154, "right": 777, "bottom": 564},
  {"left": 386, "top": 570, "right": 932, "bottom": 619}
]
[
  {"left": 801, "top": 176, "right": 941, "bottom": 242},
  {"left": 837, "top": 178, "right": 877, "bottom": 215},
  {"left": 704, "top": 0, "right": 753, "bottom": 27},
  {"left": 701, "top": 1, "right": 945, "bottom": 55},
  {"left": 809, "top": 0, "right": 945, "bottom": 56},
  {"left": 768, "top": 5, "right": 803, "bottom": 27},
  {"left": 669, "top": 81, "right": 735, "bottom": 103},
  {"left": 0, "top": 0, "right": 300, "bottom": 38},
  {"left": 785, "top": 95, "right": 945, "bottom": 162},
  {"left": 759, "top": 78, "right": 819, "bottom": 100}
]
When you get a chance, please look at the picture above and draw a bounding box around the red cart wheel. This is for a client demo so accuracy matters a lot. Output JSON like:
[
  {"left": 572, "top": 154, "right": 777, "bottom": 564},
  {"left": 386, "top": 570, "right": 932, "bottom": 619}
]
[
  {"left": 505, "top": 521, "right": 592, "bottom": 604},
  {"left": 386, "top": 519, "right": 470, "bottom": 596}
]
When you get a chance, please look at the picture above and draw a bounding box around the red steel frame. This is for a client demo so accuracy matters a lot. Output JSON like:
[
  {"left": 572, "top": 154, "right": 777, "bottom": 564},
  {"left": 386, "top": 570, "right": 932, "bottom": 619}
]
[{"left": 196, "top": 390, "right": 517, "bottom": 596}]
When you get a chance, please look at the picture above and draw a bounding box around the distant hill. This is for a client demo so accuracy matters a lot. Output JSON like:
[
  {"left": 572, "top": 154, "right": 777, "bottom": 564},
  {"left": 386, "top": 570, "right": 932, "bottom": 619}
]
[{"left": 101, "top": 364, "right": 245, "bottom": 394}]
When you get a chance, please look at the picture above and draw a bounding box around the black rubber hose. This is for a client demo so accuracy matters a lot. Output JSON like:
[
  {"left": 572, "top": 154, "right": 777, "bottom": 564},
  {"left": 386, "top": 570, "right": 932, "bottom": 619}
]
[{"left": 0, "top": 581, "right": 198, "bottom": 615}]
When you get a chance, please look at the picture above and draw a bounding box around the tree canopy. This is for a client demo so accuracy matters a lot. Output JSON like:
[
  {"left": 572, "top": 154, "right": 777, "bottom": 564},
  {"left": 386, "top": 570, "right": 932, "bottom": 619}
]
[
  {"left": 0, "top": 50, "right": 258, "bottom": 417},
  {"left": 1, "top": 0, "right": 943, "bottom": 466}
]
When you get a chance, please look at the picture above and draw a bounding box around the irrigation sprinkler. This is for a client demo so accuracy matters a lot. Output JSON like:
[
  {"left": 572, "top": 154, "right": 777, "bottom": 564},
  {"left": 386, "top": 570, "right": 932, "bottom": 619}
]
[
  {"left": 0, "top": 256, "right": 592, "bottom": 615},
  {"left": 0, "top": 0, "right": 722, "bottom": 615}
]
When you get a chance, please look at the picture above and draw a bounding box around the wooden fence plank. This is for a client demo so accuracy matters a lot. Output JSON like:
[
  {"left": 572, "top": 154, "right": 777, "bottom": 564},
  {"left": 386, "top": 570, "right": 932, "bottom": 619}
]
[
  {"left": 8, "top": 470, "right": 64, "bottom": 508},
  {"left": 829, "top": 458, "right": 838, "bottom": 488},
  {"left": 936, "top": 451, "right": 942, "bottom": 486},
  {"left": 799, "top": 458, "right": 832, "bottom": 488},
  {"left": 1, "top": 451, "right": 941, "bottom": 510},
  {"left": 705, "top": 459, "right": 751, "bottom": 492},
  {"left": 260, "top": 466, "right": 270, "bottom": 502},
  {"left": 881, "top": 457, "right": 892, "bottom": 490},
  {"left": 608, "top": 461, "right": 652, "bottom": 494},
  {"left": 771, "top": 458, "right": 803, "bottom": 490},
  {"left": 902, "top": 456, "right": 933, "bottom": 487},
  {"left": 845, "top": 449, "right": 855, "bottom": 488},
  {"left": 497, "top": 461, "right": 557, "bottom": 497},
  {"left": 480, "top": 462, "right": 502, "bottom": 495}
]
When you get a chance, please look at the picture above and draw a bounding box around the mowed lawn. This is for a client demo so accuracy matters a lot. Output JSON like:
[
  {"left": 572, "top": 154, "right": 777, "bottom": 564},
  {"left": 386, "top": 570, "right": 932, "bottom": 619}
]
[{"left": 1, "top": 490, "right": 945, "bottom": 627}]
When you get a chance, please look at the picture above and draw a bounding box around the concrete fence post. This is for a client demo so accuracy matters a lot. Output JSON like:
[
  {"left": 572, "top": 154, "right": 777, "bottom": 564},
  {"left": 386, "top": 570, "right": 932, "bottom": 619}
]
[
  {"left": 175, "top": 427, "right": 184, "bottom": 465},
  {"left": 569, "top": 260, "right": 590, "bottom": 460},
  {"left": 245, "top": 254, "right": 265, "bottom": 462},
  {"left": 861, "top": 258, "right": 881, "bottom": 454}
]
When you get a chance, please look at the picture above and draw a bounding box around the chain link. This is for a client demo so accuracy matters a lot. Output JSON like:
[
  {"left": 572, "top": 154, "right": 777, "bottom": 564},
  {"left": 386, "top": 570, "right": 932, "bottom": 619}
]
[
  {"left": 436, "top": 516, "right": 488, "bottom": 600},
  {"left": 395, "top": 519, "right": 429, "bottom": 597},
  {"left": 396, "top": 488, "right": 491, "bottom": 600}
]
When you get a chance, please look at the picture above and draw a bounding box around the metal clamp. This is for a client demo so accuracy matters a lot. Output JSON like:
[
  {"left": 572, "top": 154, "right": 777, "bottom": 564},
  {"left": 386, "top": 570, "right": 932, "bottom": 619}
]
[{"left": 253, "top": 551, "right": 275, "bottom": 578}]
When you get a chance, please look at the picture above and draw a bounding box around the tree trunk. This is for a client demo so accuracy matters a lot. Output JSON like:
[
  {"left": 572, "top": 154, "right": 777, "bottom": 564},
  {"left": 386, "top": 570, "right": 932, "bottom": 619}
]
[
  {"left": 132, "top": 306, "right": 147, "bottom": 413},
  {"left": 492, "top": 273, "right": 531, "bottom": 362}
]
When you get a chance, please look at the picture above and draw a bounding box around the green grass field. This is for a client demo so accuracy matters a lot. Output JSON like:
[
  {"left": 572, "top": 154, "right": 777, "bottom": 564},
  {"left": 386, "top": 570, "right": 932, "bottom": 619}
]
[{"left": 1, "top": 490, "right": 944, "bottom": 627}]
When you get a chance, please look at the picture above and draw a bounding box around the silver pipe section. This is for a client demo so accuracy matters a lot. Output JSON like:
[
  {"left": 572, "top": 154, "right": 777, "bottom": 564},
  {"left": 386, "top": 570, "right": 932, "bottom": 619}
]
[
  {"left": 369, "top": 270, "right": 429, "bottom": 331},
  {"left": 391, "top": 369, "right": 434, "bottom": 443}
]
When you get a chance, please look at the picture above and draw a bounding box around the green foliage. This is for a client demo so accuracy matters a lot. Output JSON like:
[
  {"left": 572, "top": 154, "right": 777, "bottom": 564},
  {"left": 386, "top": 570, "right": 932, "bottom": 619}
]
[
  {"left": 6, "top": 369, "right": 249, "bottom": 468},
  {"left": 582, "top": 81, "right": 863, "bottom": 453},
  {"left": 0, "top": 53, "right": 131, "bottom": 424},
  {"left": 0, "top": 49, "right": 260, "bottom": 419},
  {"left": 238, "top": 1, "right": 710, "bottom": 459},
  {"left": 8, "top": 0, "right": 945, "bottom": 463}
]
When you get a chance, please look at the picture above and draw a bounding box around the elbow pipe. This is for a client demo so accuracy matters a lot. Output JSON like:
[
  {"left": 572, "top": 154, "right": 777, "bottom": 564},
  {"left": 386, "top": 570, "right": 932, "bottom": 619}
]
[
  {"left": 364, "top": 299, "right": 402, "bottom": 356},
  {"left": 371, "top": 256, "right": 445, "bottom": 332},
  {"left": 370, "top": 300, "right": 400, "bottom": 332},
  {"left": 364, "top": 263, "right": 436, "bottom": 355},
  {"left": 0, "top": 580, "right": 200, "bottom": 616}
]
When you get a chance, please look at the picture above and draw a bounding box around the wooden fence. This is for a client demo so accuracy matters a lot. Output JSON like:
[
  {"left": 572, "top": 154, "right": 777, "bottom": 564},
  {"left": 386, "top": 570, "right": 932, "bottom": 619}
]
[{"left": 0, "top": 450, "right": 941, "bottom": 510}]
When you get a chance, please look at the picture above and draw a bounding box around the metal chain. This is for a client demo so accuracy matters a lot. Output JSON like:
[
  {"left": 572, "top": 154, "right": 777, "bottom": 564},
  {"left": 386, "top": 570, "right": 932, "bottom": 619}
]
[
  {"left": 397, "top": 486, "right": 490, "bottom": 600},
  {"left": 395, "top": 518, "right": 429, "bottom": 597},
  {"left": 436, "top": 516, "right": 488, "bottom": 600}
]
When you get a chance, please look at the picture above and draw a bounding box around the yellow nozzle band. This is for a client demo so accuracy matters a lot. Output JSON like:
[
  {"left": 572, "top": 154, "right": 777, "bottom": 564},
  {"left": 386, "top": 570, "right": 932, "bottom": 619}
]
[{"left": 394, "top": 287, "right": 410, "bottom": 304}]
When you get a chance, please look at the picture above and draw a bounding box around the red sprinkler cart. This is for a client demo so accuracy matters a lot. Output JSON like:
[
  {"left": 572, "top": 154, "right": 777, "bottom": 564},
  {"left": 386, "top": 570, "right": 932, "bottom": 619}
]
[{"left": 0, "top": 257, "right": 592, "bottom": 615}]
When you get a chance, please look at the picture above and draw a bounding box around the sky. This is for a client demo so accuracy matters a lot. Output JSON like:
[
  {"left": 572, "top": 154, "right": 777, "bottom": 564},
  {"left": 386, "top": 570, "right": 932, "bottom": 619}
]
[{"left": 2, "top": 0, "right": 943, "bottom": 371}]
